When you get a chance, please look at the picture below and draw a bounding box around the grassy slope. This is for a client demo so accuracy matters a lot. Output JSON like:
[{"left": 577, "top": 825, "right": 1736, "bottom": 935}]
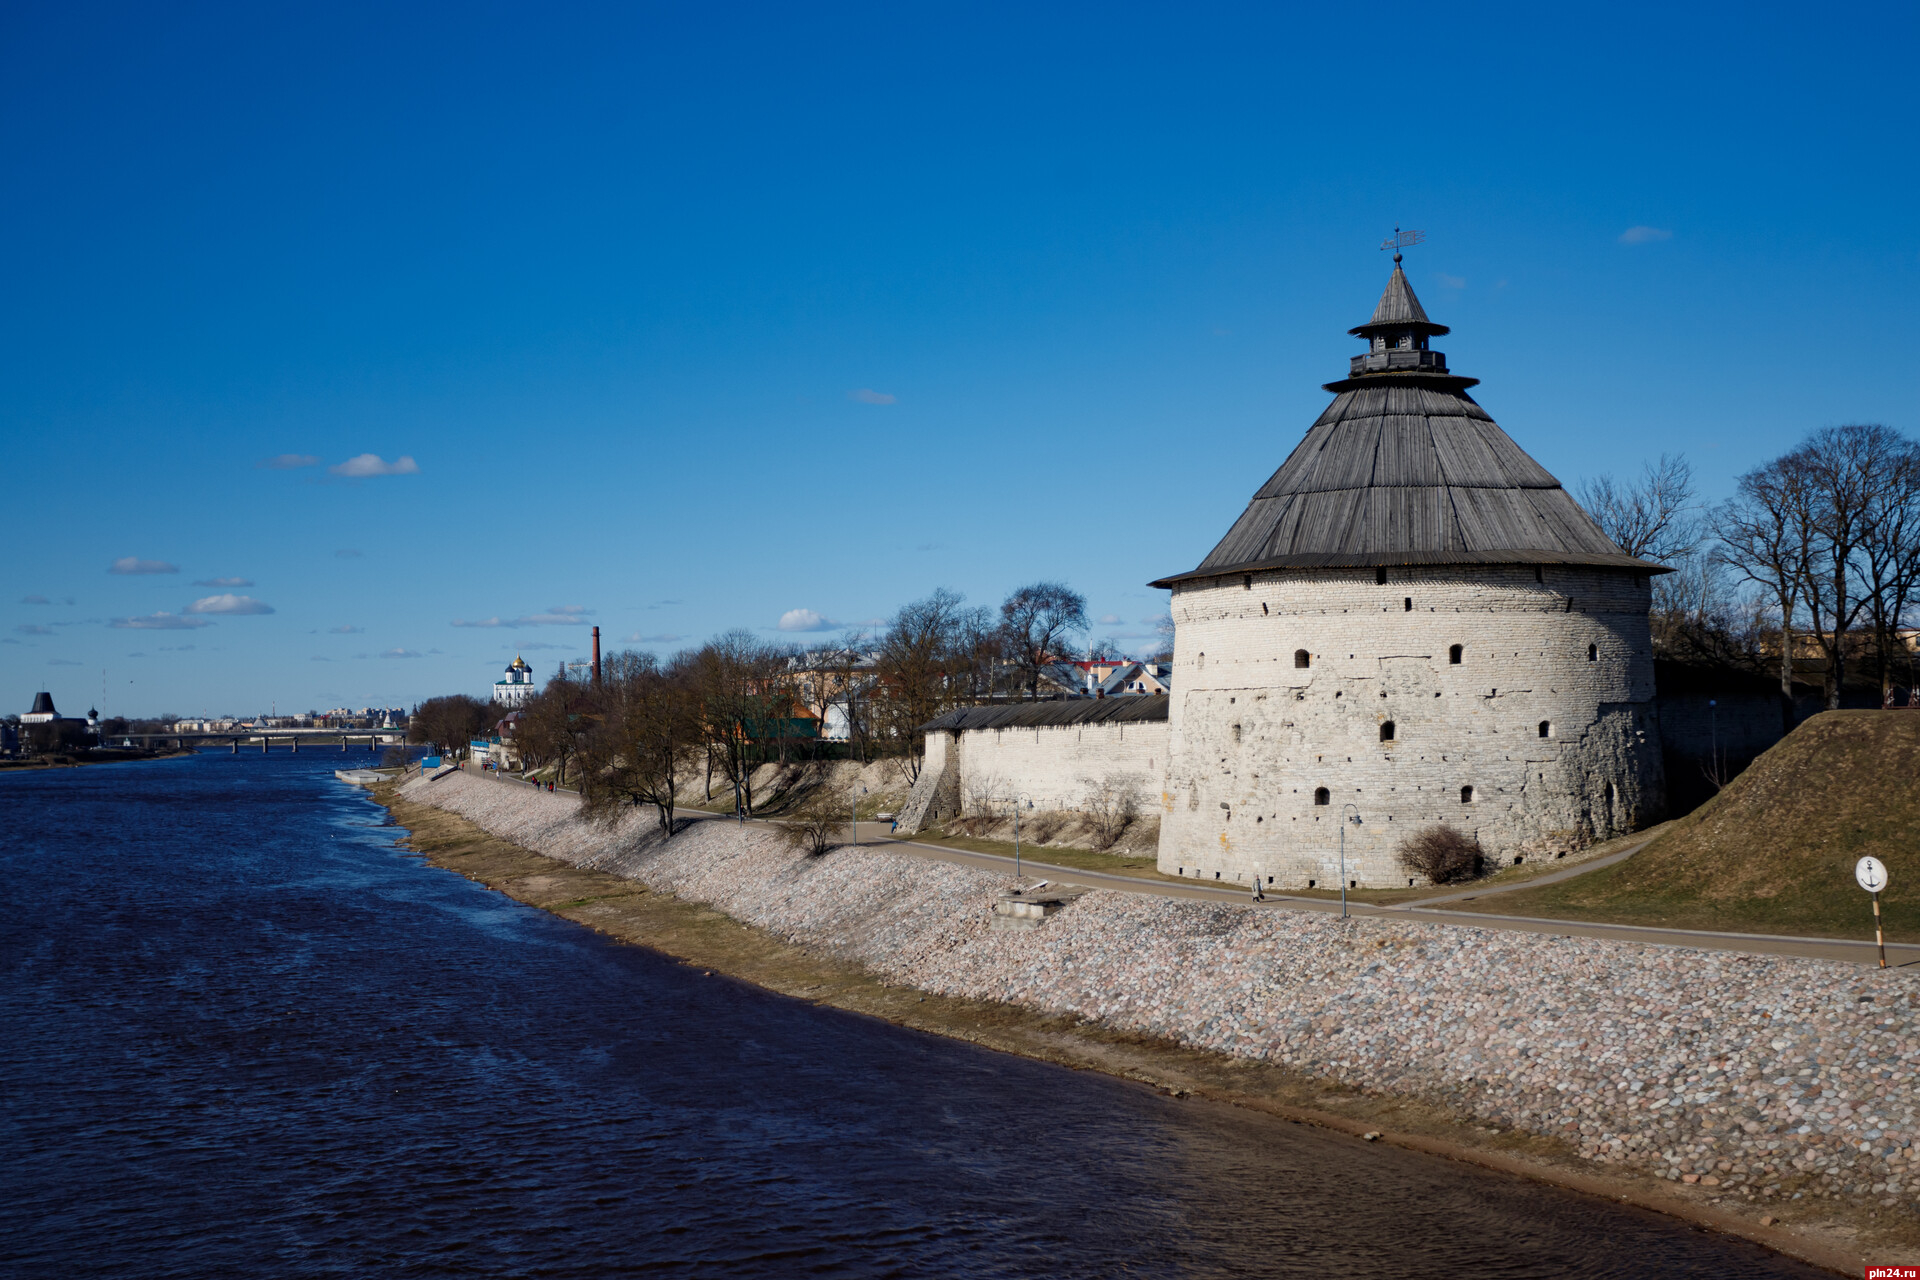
[{"left": 1450, "top": 711, "right": 1920, "bottom": 941}]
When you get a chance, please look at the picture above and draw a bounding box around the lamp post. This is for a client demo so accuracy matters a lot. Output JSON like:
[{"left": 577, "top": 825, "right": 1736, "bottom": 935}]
[
  {"left": 1003, "top": 792, "right": 1035, "bottom": 880},
  {"left": 1340, "top": 804, "right": 1361, "bottom": 919}
]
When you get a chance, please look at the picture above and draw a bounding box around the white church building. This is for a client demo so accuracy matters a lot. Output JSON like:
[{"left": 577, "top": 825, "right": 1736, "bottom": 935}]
[{"left": 492, "top": 655, "right": 536, "bottom": 708}]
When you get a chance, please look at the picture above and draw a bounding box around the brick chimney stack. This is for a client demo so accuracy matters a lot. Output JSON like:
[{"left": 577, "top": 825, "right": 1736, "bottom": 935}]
[{"left": 591, "top": 626, "right": 602, "bottom": 687}]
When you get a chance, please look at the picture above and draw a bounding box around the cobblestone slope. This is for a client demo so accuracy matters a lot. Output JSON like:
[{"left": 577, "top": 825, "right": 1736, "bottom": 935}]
[{"left": 401, "top": 770, "right": 1919, "bottom": 1214}]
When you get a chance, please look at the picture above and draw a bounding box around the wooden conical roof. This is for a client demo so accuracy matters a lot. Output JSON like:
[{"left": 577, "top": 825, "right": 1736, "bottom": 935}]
[{"left": 1151, "top": 272, "right": 1663, "bottom": 587}]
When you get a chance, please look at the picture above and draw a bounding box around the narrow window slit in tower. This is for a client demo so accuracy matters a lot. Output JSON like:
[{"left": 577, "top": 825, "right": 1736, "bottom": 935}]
[
  {"left": 1380, "top": 721, "right": 1395, "bottom": 742},
  {"left": 1449, "top": 644, "right": 1463, "bottom": 665},
  {"left": 1539, "top": 720, "right": 1551, "bottom": 739},
  {"left": 1460, "top": 785, "right": 1474, "bottom": 803},
  {"left": 1404, "top": 597, "right": 1412, "bottom": 611},
  {"left": 1295, "top": 649, "right": 1310, "bottom": 669},
  {"left": 1243, "top": 574, "right": 1253, "bottom": 590},
  {"left": 1376, "top": 567, "right": 1387, "bottom": 585},
  {"left": 1313, "top": 787, "right": 1330, "bottom": 805},
  {"left": 1588, "top": 643, "right": 1597, "bottom": 662}
]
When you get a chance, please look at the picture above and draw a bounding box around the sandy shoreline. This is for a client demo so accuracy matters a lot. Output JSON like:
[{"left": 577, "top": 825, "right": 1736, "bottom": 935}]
[{"left": 371, "top": 777, "right": 1906, "bottom": 1274}]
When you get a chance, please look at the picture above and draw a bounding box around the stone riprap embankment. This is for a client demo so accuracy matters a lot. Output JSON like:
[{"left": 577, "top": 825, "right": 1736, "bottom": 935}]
[{"left": 400, "top": 771, "right": 1919, "bottom": 1212}]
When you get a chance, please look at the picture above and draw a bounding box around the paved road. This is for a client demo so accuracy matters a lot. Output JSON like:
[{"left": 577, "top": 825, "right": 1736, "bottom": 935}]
[{"left": 447, "top": 766, "right": 1920, "bottom": 969}]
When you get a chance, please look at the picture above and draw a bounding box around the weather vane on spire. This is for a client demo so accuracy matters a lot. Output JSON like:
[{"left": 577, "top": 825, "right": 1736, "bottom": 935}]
[{"left": 1380, "top": 226, "right": 1425, "bottom": 264}]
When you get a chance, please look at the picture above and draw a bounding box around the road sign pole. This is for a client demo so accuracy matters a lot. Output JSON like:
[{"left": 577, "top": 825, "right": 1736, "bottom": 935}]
[
  {"left": 1875, "top": 892, "right": 1887, "bottom": 969},
  {"left": 1856, "top": 856, "right": 1891, "bottom": 968}
]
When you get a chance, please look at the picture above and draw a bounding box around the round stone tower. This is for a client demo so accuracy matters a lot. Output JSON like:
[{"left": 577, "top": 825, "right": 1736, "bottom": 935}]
[{"left": 1150, "top": 265, "right": 1667, "bottom": 890}]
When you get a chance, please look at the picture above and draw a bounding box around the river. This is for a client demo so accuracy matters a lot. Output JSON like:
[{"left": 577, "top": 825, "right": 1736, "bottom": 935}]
[{"left": 0, "top": 750, "right": 1830, "bottom": 1277}]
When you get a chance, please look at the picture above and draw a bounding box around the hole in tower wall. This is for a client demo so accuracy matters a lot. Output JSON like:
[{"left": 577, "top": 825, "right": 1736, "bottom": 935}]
[
  {"left": 1403, "top": 597, "right": 1412, "bottom": 611},
  {"left": 1460, "top": 785, "right": 1474, "bottom": 803},
  {"left": 1534, "top": 566, "right": 1543, "bottom": 583},
  {"left": 1376, "top": 568, "right": 1387, "bottom": 585},
  {"left": 1380, "top": 721, "right": 1395, "bottom": 741},
  {"left": 1539, "top": 721, "right": 1551, "bottom": 738},
  {"left": 1313, "top": 787, "right": 1330, "bottom": 805},
  {"left": 1449, "top": 644, "right": 1462, "bottom": 664},
  {"left": 1243, "top": 575, "right": 1253, "bottom": 590},
  {"left": 1294, "top": 649, "right": 1310, "bottom": 669},
  {"left": 1262, "top": 602, "right": 1269, "bottom": 615},
  {"left": 1588, "top": 643, "right": 1597, "bottom": 662}
]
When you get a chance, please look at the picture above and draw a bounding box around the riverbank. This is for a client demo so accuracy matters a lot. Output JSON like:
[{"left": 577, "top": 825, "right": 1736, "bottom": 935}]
[
  {"left": 0, "top": 746, "right": 195, "bottom": 771},
  {"left": 377, "top": 771, "right": 1920, "bottom": 1274}
]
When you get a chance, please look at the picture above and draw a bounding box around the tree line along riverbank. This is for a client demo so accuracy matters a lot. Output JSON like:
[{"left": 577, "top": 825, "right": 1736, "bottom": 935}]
[{"left": 372, "top": 768, "right": 1920, "bottom": 1274}]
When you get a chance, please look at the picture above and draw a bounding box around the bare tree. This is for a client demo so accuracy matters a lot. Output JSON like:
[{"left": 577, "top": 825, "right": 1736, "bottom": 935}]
[
  {"left": 954, "top": 606, "right": 1006, "bottom": 702},
  {"left": 873, "top": 588, "right": 972, "bottom": 781},
  {"left": 1000, "top": 581, "right": 1088, "bottom": 700},
  {"left": 1578, "top": 453, "right": 1703, "bottom": 563},
  {"left": 577, "top": 650, "right": 699, "bottom": 837},
  {"left": 1714, "top": 456, "right": 1809, "bottom": 715},
  {"left": 513, "top": 674, "right": 597, "bottom": 784},
  {"left": 408, "top": 694, "right": 494, "bottom": 759},
  {"left": 1853, "top": 430, "right": 1920, "bottom": 702},
  {"left": 1151, "top": 612, "right": 1175, "bottom": 663},
  {"left": 1793, "top": 426, "right": 1903, "bottom": 710},
  {"left": 691, "top": 630, "right": 788, "bottom": 817}
]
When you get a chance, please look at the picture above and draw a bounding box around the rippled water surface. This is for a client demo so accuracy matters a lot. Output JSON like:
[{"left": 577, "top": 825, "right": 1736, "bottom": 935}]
[{"left": 1, "top": 751, "right": 1829, "bottom": 1278}]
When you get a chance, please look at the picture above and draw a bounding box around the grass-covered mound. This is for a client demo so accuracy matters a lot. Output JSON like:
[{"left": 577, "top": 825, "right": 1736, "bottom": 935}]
[{"left": 1451, "top": 710, "right": 1920, "bottom": 941}]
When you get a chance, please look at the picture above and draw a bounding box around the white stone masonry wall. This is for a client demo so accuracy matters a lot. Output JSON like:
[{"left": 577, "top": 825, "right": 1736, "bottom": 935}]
[
  {"left": 1159, "top": 565, "right": 1665, "bottom": 888},
  {"left": 953, "top": 717, "right": 1168, "bottom": 816}
]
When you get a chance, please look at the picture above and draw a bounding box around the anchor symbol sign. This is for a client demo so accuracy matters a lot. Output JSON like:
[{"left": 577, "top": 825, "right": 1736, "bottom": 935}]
[{"left": 1857, "top": 856, "right": 1890, "bottom": 894}]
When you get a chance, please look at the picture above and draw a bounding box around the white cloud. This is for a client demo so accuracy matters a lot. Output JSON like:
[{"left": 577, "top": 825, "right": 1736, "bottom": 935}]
[
  {"left": 329, "top": 624, "right": 363, "bottom": 634},
  {"left": 329, "top": 453, "right": 420, "bottom": 477},
  {"left": 259, "top": 453, "right": 320, "bottom": 470},
  {"left": 778, "top": 608, "right": 842, "bottom": 632},
  {"left": 1097, "top": 613, "right": 1123, "bottom": 625},
  {"left": 847, "top": 388, "right": 896, "bottom": 405},
  {"left": 1435, "top": 272, "right": 1466, "bottom": 289},
  {"left": 1619, "top": 225, "right": 1672, "bottom": 245},
  {"left": 511, "top": 641, "right": 571, "bottom": 650},
  {"left": 20, "top": 595, "right": 50, "bottom": 604},
  {"left": 511, "top": 611, "right": 589, "bottom": 626},
  {"left": 109, "top": 557, "right": 179, "bottom": 575},
  {"left": 454, "top": 607, "right": 590, "bottom": 628},
  {"left": 193, "top": 576, "right": 253, "bottom": 587},
  {"left": 15, "top": 624, "right": 51, "bottom": 635},
  {"left": 626, "top": 632, "right": 683, "bottom": 643},
  {"left": 184, "top": 594, "right": 274, "bottom": 615},
  {"left": 111, "top": 612, "right": 212, "bottom": 630},
  {"left": 380, "top": 647, "right": 422, "bottom": 658}
]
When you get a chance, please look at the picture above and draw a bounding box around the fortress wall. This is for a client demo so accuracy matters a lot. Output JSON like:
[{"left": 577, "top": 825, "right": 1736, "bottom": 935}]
[
  {"left": 1159, "top": 565, "right": 1664, "bottom": 888},
  {"left": 952, "top": 717, "right": 1167, "bottom": 815}
]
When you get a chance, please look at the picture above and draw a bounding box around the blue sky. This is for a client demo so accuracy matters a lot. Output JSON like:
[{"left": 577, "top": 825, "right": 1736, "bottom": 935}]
[{"left": 5, "top": 2, "right": 1916, "bottom": 717}]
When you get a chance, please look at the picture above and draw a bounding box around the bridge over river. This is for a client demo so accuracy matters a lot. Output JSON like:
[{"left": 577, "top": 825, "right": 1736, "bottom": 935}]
[{"left": 115, "top": 730, "right": 406, "bottom": 754}]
